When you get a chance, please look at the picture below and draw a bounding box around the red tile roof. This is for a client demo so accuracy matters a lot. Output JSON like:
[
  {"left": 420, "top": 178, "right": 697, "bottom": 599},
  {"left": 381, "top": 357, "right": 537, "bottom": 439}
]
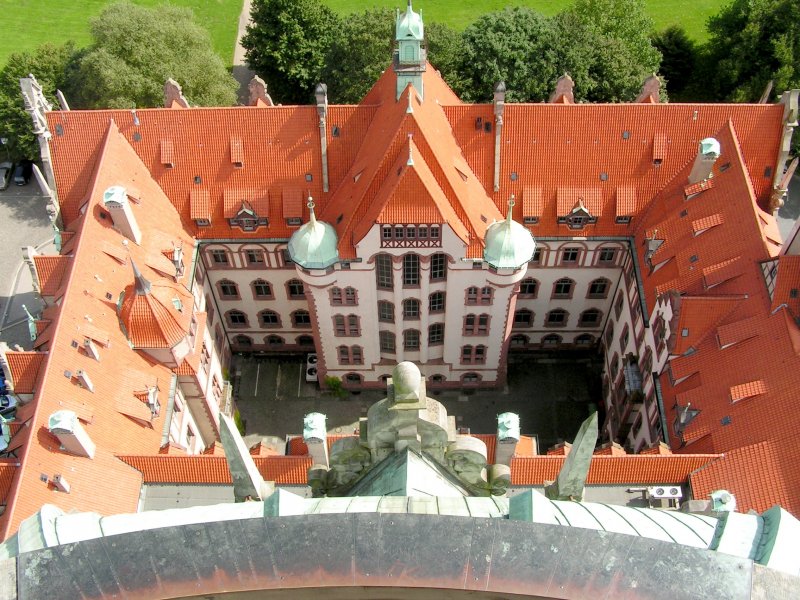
[
  {"left": 32, "top": 255, "right": 70, "bottom": 296},
  {"left": 689, "top": 439, "right": 797, "bottom": 514},
  {"left": 117, "top": 455, "right": 312, "bottom": 485},
  {"left": 511, "top": 454, "right": 720, "bottom": 485},
  {"left": 4, "top": 352, "right": 46, "bottom": 394},
  {"left": 118, "top": 277, "right": 193, "bottom": 348},
  {"left": 0, "top": 121, "right": 197, "bottom": 539}
]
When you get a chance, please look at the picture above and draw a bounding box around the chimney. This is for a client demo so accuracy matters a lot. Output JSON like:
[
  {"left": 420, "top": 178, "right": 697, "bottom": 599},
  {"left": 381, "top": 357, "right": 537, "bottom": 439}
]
[
  {"left": 48, "top": 410, "right": 95, "bottom": 458},
  {"left": 315, "top": 83, "right": 330, "bottom": 193},
  {"left": 688, "top": 138, "right": 721, "bottom": 184},
  {"left": 493, "top": 81, "right": 506, "bottom": 192},
  {"left": 103, "top": 186, "right": 141, "bottom": 244},
  {"left": 303, "top": 412, "right": 329, "bottom": 468},
  {"left": 495, "top": 412, "right": 519, "bottom": 466}
]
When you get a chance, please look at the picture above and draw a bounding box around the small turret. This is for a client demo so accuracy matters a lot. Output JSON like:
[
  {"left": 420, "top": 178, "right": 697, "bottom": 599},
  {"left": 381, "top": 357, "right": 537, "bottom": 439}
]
[
  {"left": 483, "top": 195, "right": 536, "bottom": 269},
  {"left": 394, "top": 1, "right": 426, "bottom": 100},
  {"left": 287, "top": 196, "right": 339, "bottom": 270}
]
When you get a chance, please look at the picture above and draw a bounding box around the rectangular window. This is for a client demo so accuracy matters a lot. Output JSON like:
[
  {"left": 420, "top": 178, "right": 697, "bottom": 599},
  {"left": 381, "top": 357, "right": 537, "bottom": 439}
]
[
  {"left": 382, "top": 226, "right": 392, "bottom": 239},
  {"left": 466, "top": 287, "right": 478, "bottom": 305},
  {"left": 406, "top": 226, "right": 416, "bottom": 239},
  {"left": 404, "top": 330, "right": 420, "bottom": 350},
  {"left": 599, "top": 248, "right": 616, "bottom": 263},
  {"left": 430, "top": 253, "right": 446, "bottom": 281},
  {"left": 480, "top": 287, "right": 493, "bottom": 305},
  {"left": 429, "top": 292, "right": 445, "bottom": 313},
  {"left": 562, "top": 248, "right": 579, "bottom": 264},
  {"left": 210, "top": 249, "right": 228, "bottom": 266},
  {"left": 418, "top": 226, "right": 428, "bottom": 239},
  {"left": 428, "top": 323, "right": 444, "bottom": 345},
  {"left": 380, "top": 331, "right": 395, "bottom": 352},
  {"left": 376, "top": 255, "right": 393, "bottom": 289},
  {"left": 403, "top": 254, "right": 419, "bottom": 286},
  {"left": 245, "top": 249, "right": 264, "bottom": 265},
  {"left": 430, "top": 226, "right": 440, "bottom": 239},
  {"left": 344, "top": 288, "right": 357, "bottom": 305},
  {"left": 378, "top": 301, "right": 394, "bottom": 322}
]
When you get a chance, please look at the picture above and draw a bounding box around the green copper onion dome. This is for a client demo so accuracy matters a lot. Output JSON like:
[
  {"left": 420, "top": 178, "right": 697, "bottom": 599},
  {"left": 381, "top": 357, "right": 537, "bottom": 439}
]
[
  {"left": 396, "top": 0, "right": 423, "bottom": 40},
  {"left": 288, "top": 198, "right": 339, "bottom": 270},
  {"left": 483, "top": 196, "right": 536, "bottom": 269}
]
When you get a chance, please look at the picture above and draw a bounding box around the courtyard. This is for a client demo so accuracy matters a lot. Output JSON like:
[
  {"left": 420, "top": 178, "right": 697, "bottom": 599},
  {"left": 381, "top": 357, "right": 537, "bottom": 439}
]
[{"left": 233, "top": 353, "right": 601, "bottom": 453}]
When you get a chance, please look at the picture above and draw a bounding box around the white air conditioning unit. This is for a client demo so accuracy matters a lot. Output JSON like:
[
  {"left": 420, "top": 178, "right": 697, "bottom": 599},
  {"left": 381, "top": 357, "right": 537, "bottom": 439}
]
[{"left": 648, "top": 486, "right": 683, "bottom": 499}]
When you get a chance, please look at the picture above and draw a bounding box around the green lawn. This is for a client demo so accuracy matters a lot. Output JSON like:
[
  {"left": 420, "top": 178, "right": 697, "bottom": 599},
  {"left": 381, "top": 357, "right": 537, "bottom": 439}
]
[
  {"left": 0, "top": 0, "right": 241, "bottom": 67},
  {"left": 322, "top": 0, "right": 725, "bottom": 40}
]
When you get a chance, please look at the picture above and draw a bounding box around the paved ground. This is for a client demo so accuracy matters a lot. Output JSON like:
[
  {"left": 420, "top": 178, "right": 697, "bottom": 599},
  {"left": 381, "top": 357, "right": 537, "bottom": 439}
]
[
  {"left": 232, "top": 0, "right": 255, "bottom": 105},
  {"left": 232, "top": 354, "right": 601, "bottom": 453},
  {"left": 0, "top": 182, "right": 52, "bottom": 350}
]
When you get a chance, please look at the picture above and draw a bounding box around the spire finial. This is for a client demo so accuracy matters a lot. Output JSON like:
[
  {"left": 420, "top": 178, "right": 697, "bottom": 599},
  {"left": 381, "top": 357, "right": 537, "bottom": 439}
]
[
  {"left": 407, "top": 133, "right": 414, "bottom": 166},
  {"left": 307, "top": 194, "right": 317, "bottom": 225},
  {"left": 131, "top": 259, "right": 151, "bottom": 295},
  {"left": 507, "top": 194, "right": 516, "bottom": 222}
]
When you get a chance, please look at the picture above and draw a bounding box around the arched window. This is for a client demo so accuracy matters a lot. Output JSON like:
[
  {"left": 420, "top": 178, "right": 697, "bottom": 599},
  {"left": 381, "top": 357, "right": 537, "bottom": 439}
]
[
  {"left": 587, "top": 278, "right": 611, "bottom": 299},
  {"left": 552, "top": 278, "right": 575, "bottom": 299},
  {"left": 510, "top": 334, "right": 529, "bottom": 347},
  {"left": 466, "top": 286, "right": 478, "bottom": 304},
  {"left": 579, "top": 308, "right": 602, "bottom": 327},
  {"left": 330, "top": 287, "right": 343, "bottom": 305},
  {"left": 218, "top": 279, "right": 239, "bottom": 299},
  {"left": 462, "top": 372, "right": 481, "bottom": 384},
  {"left": 428, "top": 323, "right": 445, "bottom": 345},
  {"left": 430, "top": 374, "right": 446, "bottom": 383},
  {"left": 333, "top": 314, "right": 360, "bottom": 336},
  {"left": 258, "top": 310, "right": 280, "bottom": 328},
  {"left": 266, "top": 335, "right": 284, "bottom": 346},
  {"left": 292, "top": 310, "right": 311, "bottom": 327},
  {"left": 461, "top": 345, "right": 486, "bottom": 364},
  {"left": 344, "top": 287, "right": 357, "bottom": 305},
  {"left": 480, "top": 286, "right": 493, "bottom": 304},
  {"left": 226, "top": 310, "right": 248, "bottom": 328},
  {"left": 234, "top": 335, "right": 252, "bottom": 347},
  {"left": 403, "top": 298, "right": 420, "bottom": 319},
  {"left": 513, "top": 309, "right": 534, "bottom": 327},
  {"left": 519, "top": 278, "right": 539, "bottom": 297},
  {"left": 344, "top": 373, "right": 362, "bottom": 385},
  {"left": 403, "top": 254, "right": 420, "bottom": 286},
  {"left": 404, "top": 329, "right": 420, "bottom": 350},
  {"left": 428, "top": 291, "right": 446, "bottom": 313},
  {"left": 545, "top": 309, "right": 568, "bottom": 327},
  {"left": 338, "top": 346, "right": 363, "bottom": 365},
  {"left": 575, "top": 334, "right": 595, "bottom": 346},
  {"left": 297, "top": 335, "right": 314, "bottom": 347},
  {"left": 286, "top": 279, "right": 305, "bottom": 299},
  {"left": 379, "top": 331, "right": 396, "bottom": 353},
  {"left": 542, "top": 334, "right": 562, "bottom": 346},
  {"left": 376, "top": 254, "right": 393, "bottom": 289},
  {"left": 251, "top": 279, "right": 273, "bottom": 299},
  {"left": 464, "top": 314, "right": 489, "bottom": 335}
]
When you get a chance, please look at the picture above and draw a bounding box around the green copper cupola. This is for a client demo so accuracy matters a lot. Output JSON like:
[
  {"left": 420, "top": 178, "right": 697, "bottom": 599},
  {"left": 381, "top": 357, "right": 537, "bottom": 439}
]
[{"left": 394, "top": 1, "right": 426, "bottom": 101}]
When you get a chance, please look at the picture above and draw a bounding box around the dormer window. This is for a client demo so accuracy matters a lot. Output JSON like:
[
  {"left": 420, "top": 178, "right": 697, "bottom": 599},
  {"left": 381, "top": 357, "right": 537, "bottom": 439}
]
[
  {"left": 229, "top": 201, "right": 268, "bottom": 232},
  {"left": 558, "top": 199, "right": 597, "bottom": 230}
]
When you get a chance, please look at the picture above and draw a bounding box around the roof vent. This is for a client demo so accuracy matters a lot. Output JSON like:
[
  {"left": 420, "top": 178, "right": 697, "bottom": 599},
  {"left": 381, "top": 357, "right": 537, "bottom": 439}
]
[
  {"left": 74, "top": 370, "right": 94, "bottom": 393},
  {"left": 48, "top": 410, "right": 95, "bottom": 458},
  {"left": 83, "top": 338, "right": 100, "bottom": 361},
  {"left": 102, "top": 186, "right": 142, "bottom": 245}
]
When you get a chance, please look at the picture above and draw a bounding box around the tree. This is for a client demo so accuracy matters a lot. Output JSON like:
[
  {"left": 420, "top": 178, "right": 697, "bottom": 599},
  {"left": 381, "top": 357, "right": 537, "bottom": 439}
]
[
  {"left": 705, "top": 0, "right": 800, "bottom": 102},
  {"left": 66, "top": 2, "right": 237, "bottom": 109},
  {"left": 652, "top": 26, "right": 697, "bottom": 98},
  {"left": 321, "top": 8, "right": 395, "bottom": 104},
  {"left": 425, "top": 22, "right": 464, "bottom": 92},
  {"left": 242, "top": 0, "right": 339, "bottom": 104},
  {"left": 0, "top": 43, "right": 76, "bottom": 161},
  {"left": 558, "top": 0, "right": 662, "bottom": 102},
  {"left": 457, "top": 8, "right": 559, "bottom": 103}
]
